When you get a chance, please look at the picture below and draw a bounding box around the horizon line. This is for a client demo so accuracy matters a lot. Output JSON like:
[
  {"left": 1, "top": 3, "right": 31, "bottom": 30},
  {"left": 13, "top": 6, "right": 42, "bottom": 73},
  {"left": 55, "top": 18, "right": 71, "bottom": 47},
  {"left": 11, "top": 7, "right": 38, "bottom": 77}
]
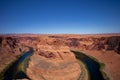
[{"left": 0, "top": 32, "right": 120, "bottom": 35}]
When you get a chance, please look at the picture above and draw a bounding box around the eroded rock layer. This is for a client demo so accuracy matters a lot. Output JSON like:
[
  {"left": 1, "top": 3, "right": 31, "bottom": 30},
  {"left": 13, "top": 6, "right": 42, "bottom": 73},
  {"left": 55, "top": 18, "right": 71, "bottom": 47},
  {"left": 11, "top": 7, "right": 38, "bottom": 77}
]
[
  {"left": 27, "top": 46, "right": 81, "bottom": 80},
  {"left": 0, "top": 34, "right": 120, "bottom": 80}
]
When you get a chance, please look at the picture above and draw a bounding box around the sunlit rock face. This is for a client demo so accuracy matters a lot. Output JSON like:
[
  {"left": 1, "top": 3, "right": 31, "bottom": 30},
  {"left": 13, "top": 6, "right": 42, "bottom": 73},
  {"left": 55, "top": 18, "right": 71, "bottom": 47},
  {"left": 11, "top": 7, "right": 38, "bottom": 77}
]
[
  {"left": 0, "top": 37, "right": 22, "bottom": 72},
  {"left": 26, "top": 46, "right": 81, "bottom": 80}
]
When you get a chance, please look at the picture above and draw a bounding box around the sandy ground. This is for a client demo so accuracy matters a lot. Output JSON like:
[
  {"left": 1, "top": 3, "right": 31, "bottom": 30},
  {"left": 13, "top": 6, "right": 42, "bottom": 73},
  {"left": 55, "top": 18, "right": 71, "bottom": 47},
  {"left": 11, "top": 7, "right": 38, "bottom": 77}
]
[{"left": 81, "top": 50, "right": 120, "bottom": 80}]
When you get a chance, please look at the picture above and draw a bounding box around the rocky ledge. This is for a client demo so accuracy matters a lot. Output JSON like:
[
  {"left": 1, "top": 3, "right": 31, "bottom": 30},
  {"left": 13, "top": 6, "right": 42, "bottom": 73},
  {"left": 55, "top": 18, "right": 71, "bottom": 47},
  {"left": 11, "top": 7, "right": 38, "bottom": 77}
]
[{"left": 26, "top": 46, "right": 81, "bottom": 80}]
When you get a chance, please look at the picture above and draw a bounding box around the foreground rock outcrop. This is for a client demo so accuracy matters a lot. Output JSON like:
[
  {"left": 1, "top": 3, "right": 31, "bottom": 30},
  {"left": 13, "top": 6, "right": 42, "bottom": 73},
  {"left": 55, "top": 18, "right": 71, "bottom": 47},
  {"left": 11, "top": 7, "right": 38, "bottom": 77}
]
[{"left": 27, "top": 46, "right": 81, "bottom": 80}]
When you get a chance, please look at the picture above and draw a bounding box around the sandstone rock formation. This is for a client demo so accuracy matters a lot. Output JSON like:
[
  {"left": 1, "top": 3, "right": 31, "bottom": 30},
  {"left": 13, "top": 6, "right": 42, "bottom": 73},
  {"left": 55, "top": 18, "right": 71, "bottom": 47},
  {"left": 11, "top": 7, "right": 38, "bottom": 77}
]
[
  {"left": 0, "top": 37, "right": 20, "bottom": 72},
  {"left": 0, "top": 34, "right": 120, "bottom": 80},
  {"left": 0, "top": 36, "right": 30, "bottom": 74},
  {"left": 27, "top": 46, "right": 81, "bottom": 80}
]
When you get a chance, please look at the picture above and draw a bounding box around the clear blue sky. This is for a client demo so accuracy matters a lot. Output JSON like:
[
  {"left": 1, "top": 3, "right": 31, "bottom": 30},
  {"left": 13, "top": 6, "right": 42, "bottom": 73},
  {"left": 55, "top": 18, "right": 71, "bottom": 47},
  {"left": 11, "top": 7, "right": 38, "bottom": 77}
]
[{"left": 0, "top": 0, "right": 120, "bottom": 34}]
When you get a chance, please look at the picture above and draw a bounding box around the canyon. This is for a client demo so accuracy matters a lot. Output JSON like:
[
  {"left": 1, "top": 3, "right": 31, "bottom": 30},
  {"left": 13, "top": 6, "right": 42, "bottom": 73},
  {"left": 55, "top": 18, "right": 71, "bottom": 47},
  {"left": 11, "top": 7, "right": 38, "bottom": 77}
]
[{"left": 0, "top": 34, "right": 120, "bottom": 80}]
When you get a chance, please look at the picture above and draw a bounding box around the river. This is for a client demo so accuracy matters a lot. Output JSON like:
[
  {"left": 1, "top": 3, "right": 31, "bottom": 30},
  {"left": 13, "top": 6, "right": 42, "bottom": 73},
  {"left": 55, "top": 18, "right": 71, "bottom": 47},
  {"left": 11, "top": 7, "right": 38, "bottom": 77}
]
[
  {"left": 3, "top": 48, "right": 106, "bottom": 80},
  {"left": 72, "top": 50, "right": 105, "bottom": 80},
  {"left": 3, "top": 47, "right": 34, "bottom": 80}
]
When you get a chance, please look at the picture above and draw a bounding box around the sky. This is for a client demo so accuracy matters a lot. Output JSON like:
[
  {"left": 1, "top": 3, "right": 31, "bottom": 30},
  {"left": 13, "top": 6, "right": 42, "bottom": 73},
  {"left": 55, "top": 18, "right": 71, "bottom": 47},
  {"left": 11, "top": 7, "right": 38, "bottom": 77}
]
[{"left": 0, "top": 0, "right": 120, "bottom": 34}]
